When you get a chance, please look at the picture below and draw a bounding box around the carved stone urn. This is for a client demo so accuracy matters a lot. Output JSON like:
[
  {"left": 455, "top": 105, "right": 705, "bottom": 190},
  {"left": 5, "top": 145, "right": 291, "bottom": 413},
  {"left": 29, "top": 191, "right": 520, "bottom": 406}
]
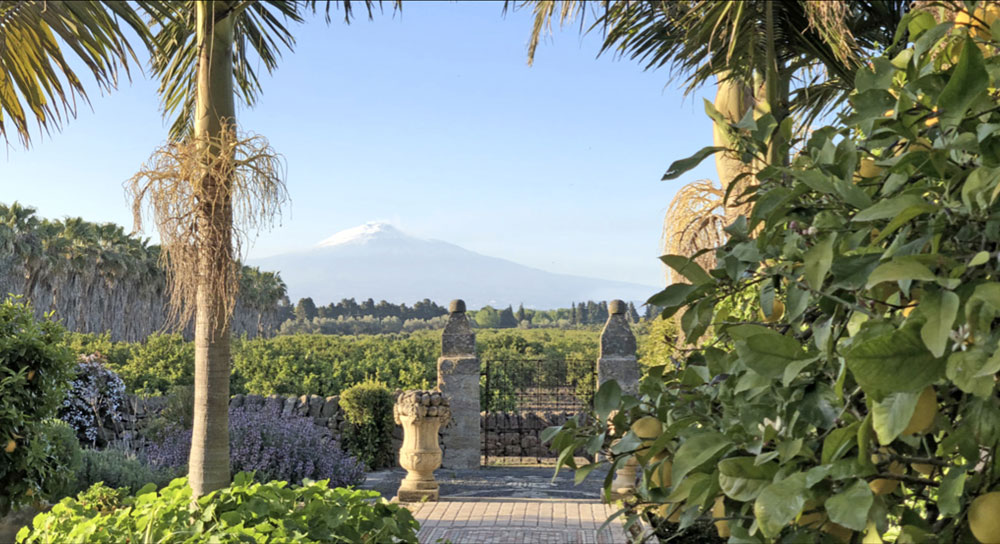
[{"left": 394, "top": 389, "right": 451, "bottom": 502}]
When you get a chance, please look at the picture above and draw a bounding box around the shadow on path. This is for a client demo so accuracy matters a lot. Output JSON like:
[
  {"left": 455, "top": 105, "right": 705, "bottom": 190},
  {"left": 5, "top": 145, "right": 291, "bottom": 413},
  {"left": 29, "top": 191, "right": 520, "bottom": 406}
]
[{"left": 361, "top": 465, "right": 607, "bottom": 500}]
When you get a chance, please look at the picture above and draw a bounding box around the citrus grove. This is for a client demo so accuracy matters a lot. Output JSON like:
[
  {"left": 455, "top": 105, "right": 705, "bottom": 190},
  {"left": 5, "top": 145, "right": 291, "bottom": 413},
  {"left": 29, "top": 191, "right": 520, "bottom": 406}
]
[{"left": 544, "top": 3, "right": 1000, "bottom": 542}]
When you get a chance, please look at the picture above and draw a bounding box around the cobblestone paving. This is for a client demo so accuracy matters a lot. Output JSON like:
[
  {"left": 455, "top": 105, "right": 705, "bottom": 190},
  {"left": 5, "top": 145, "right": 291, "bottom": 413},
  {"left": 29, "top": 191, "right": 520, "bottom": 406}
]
[
  {"left": 406, "top": 498, "right": 627, "bottom": 544},
  {"left": 363, "top": 467, "right": 627, "bottom": 543}
]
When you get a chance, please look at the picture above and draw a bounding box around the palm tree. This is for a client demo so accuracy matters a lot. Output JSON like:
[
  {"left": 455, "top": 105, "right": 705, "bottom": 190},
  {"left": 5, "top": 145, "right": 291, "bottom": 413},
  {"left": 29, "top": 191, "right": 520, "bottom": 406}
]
[
  {"left": 507, "top": 0, "right": 908, "bottom": 281},
  {"left": 130, "top": 0, "right": 399, "bottom": 496},
  {"left": 0, "top": 1, "right": 149, "bottom": 147}
]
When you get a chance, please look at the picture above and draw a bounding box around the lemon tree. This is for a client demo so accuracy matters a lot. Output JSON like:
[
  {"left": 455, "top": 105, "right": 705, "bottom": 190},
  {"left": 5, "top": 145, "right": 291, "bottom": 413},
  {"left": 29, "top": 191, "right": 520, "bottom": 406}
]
[
  {"left": 0, "top": 297, "right": 75, "bottom": 515},
  {"left": 546, "top": 5, "right": 1000, "bottom": 542}
]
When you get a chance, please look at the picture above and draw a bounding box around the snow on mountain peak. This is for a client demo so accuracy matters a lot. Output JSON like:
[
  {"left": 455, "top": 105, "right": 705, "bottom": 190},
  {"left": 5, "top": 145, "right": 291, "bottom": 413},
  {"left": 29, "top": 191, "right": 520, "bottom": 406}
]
[{"left": 316, "top": 222, "right": 405, "bottom": 247}]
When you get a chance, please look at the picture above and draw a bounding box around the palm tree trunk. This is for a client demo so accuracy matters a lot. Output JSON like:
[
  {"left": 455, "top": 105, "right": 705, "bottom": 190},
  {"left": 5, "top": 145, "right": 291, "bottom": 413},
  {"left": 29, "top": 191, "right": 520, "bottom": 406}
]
[{"left": 188, "top": 0, "right": 236, "bottom": 497}]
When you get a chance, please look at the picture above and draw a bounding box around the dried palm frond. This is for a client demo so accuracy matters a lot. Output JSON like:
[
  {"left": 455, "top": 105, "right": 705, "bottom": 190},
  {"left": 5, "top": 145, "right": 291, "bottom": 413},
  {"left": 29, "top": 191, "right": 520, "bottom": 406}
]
[
  {"left": 661, "top": 179, "right": 726, "bottom": 284},
  {"left": 127, "top": 124, "right": 288, "bottom": 333}
]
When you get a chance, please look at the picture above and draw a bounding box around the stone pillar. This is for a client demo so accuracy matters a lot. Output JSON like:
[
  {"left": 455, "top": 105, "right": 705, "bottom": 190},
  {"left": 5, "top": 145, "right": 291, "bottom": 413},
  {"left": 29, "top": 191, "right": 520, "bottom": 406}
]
[
  {"left": 598, "top": 300, "right": 640, "bottom": 395},
  {"left": 395, "top": 390, "right": 451, "bottom": 502},
  {"left": 437, "top": 299, "right": 480, "bottom": 469},
  {"left": 599, "top": 299, "right": 640, "bottom": 500}
]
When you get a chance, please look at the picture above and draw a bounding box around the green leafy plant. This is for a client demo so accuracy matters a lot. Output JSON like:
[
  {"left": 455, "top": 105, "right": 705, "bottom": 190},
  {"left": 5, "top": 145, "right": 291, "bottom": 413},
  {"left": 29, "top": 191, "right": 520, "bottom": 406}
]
[
  {"left": 0, "top": 297, "right": 76, "bottom": 516},
  {"left": 17, "top": 473, "right": 419, "bottom": 543},
  {"left": 546, "top": 6, "right": 1000, "bottom": 543},
  {"left": 75, "top": 446, "right": 179, "bottom": 495},
  {"left": 339, "top": 380, "right": 396, "bottom": 470},
  {"left": 36, "top": 419, "right": 83, "bottom": 502}
]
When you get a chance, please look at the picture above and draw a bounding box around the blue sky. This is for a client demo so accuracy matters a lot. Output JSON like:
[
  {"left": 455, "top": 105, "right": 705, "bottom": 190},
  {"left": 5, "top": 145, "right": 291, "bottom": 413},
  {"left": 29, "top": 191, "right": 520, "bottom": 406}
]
[{"left": 0, "top": 1, "right": 718, "bottom": 288}]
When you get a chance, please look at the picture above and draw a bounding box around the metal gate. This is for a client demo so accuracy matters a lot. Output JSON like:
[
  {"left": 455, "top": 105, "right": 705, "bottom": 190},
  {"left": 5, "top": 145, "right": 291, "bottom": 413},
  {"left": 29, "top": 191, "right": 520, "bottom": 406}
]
[{"left": 480, "top": 357, "right": 595, "bottom": 465}]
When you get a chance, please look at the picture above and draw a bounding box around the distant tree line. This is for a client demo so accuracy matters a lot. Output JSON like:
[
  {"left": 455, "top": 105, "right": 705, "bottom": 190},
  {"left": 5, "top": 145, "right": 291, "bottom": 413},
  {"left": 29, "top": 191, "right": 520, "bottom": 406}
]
[
  {"left": 291, "top": 297, "right": 448, "bottom": 322},
  {"left": 282, "top": 297, "right": 651, "bottom": 335}
]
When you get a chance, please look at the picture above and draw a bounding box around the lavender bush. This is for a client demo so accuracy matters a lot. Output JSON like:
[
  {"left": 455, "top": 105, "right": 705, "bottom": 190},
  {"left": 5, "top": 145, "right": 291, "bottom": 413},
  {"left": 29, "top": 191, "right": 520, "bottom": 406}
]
[
  {"left": 146, "top": 406, "right": 366, "bottom": 488},
  {"left": 58, "top": 353, "right": 127, "bottom": 446}
]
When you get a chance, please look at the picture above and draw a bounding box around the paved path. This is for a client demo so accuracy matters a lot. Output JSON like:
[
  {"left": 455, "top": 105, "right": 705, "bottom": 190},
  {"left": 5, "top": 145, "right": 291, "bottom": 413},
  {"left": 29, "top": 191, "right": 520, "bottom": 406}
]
[
  {"left": 406, "top": 498, "right": 627, "bottom": 544},
  {"left": 362, "top": 467, "right": 628, "bottom": 543}
]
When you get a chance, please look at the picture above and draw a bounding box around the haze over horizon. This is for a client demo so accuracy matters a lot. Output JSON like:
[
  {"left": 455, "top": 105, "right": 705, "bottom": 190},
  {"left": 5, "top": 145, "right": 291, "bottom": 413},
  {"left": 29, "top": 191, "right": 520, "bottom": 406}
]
[{"left": 0, "top": 1, "right": 719, "bottom": 288}]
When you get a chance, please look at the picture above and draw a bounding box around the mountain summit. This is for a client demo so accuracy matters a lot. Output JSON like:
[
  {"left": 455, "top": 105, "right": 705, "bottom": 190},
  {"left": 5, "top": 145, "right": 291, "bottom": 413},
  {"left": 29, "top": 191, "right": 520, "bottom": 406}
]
[
  {"left": 316, "top": 221, "right": 405, "bottom": 248},
  {"left": 251, "top": 223, "right": 655, "bottom": 309}
]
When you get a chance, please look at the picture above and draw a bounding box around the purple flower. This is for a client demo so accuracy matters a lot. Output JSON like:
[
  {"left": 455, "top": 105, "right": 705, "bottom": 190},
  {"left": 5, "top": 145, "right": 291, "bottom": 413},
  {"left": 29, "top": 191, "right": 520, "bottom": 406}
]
[{"left": 146, "top": 406, "right": 366, "bottom": 488}]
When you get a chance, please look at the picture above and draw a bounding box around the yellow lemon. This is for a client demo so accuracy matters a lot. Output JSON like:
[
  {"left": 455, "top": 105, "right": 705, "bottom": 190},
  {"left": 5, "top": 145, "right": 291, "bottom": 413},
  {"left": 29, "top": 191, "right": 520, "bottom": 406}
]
[
  {"left": 884, "top": 109, "right": 896, "bottom": 118},
  {"left": 650, "top": 456, "right": 672, "bottom": 489},
  {"left": 713, "top": 496, "right": 730, "bottom": 538},
  {"left": 656, "top": 503, "right": 683, "bottom": 523},
  {"left": 869, "top": 458, "right": 904, "bottom": 495},
  {"left": 901, "top": 305, "right": 916, "bottom": 318},
  {"left": 26, "top": 370, "right": 35, "bottom": 381},
  {"left": 632, "top": 416, "right": 663, "bottom": 440},
  {"left": 859, "top": 158, "right": 884, "bottom": 178},
  {"left": 758, "top": 299, "right": 785, "bottom": 323},
  {"left": 902, "top": 386, "right": 937, "bottom": 435},
  {"left": 970, "top": 492, "right": 1000, "bottom": 543},
  {"left": 4, "top": 439, "right": 15, "bottom": 453},
  {"left": 912, "top": 463, "right": 935, "bottom": 476}
]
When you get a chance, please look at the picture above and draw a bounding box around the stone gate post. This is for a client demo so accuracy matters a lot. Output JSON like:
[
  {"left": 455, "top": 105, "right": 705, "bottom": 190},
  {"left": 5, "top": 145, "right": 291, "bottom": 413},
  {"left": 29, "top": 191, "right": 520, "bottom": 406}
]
[
  {"left": 598, "top": 300, "right": 639, "bottom": 394},
  {"left": 437, "top": 299, "right": 480, "bottom": 469},
  {"left": 599, "top": 299, "right": 641, "bottom": 500}
]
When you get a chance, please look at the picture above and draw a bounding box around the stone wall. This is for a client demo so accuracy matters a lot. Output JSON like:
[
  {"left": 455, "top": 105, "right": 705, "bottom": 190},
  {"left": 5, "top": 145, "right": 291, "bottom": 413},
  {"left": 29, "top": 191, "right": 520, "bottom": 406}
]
[
  {"left": 113, "top": 392, "right": 576, "bottom": 463},
  {"left": 480, "top": 411, "right": 576, "bottom": 458}
]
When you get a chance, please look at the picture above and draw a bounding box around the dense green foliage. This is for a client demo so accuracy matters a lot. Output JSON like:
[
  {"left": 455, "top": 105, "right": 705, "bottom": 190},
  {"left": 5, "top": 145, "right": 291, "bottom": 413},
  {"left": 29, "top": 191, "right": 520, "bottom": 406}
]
[
  {"left": 17, "top": 474, "right": 419, "bottom": 544},
  {"left": 60, "top": 328, "right": 642, "bottom": 398},
  {"left": 75, "top": 446, "right": 179, "bottom": 495},
  {"left": 0, "top": 203, "right": 287, "bottom": 342},
  {"left": 0, "top": 297, "right": 76, "bottom": 516},
  {"left": 37, "top": 420, "right": 83, "bottom": 502},
  {"left": 339, "top": 381, "right": 396, "bottom": 470},
  {"left": 548, "top": 7, "right": 1000, "bottom": 543}
]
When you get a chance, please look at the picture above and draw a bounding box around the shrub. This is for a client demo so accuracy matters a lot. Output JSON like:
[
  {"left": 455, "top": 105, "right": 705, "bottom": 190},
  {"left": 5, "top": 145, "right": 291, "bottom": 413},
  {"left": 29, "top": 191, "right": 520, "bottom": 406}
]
[
  {"left": 115, "top": 333, "right": 193, "bottom": 396},
  {"left": 76, "top": 446, "right": 179, "bottom": 495},
  {"left": 339, "top": 380, "right": 396, "bottom": 470},
  {"left": 17, "top": 473, "right": 419, "bottom": 543},
  {"left": 146, "top": 406, "right": 365, "bottom": 488},
  {"left": 58, "top": 354, "right": 127, "bottom": 446},
  {"left": 0, "top": 297, "right": 76, "bottom": 516},
  {"left": 37, "top": 419, "right": 83, "bottom": 502}
]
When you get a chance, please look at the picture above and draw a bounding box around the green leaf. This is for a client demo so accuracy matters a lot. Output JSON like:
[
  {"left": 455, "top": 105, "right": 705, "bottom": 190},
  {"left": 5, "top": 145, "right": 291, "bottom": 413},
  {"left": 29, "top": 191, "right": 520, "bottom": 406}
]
[
  {"left": 734, "top": 333, "right": 806, "bottom": 379},
  {"left": 647, "top": 283, "right": 696, "bottom": 315},
  {"left": 822, "top": 422, "right": 860, "bottom": 464},
  {"left": 938, "top": 466, "right": 967, "bottom": 516},
  {"left": 660, "top": 255, "right": 713, "bottom": 285},
  {"left": 671, "top": 432, "right": 732, "bottom": 485},
  {"left": 919, "top": 290, "right": 959, "bottom": 357},
  {"left": 846, "top": 323, "right": 944, "bottom": 398},
  {"left": 753, "top": 473, "right": 807, "bottom": 539},
  {"left": 970, "top": 251, "right": 990, "bottom": 267},
  {"left": 804, "top": 234, "right": 836, "bottom": 290},
  {"left": 938, "top": 32, "right": 989, "bottom": 128},
  {"left": 866, "top": 258, "right": 936, "bottom": 288},
  {"left": 824, "top": 479, "right": 874, "bottom": 531},
  {"left": 718, "top": 457, "right": 779, "bottom": 502},
  {"left": 593, "top": 380, "right": 621, "bottom": 421},
  {"left": 947, "top": 350, "right": 996, "bottom": 398},
  {"left": 852, "top": 194, "right": 927, "bottom": 222},
  {"left": 872, "top": 391, "right": 920, "bottom": 444},
  {"left": 663, "top": 146, "right": 726, "bottom": 180},
  {"left": 574, "top": 463, "right": 601, "bottom": 486}
]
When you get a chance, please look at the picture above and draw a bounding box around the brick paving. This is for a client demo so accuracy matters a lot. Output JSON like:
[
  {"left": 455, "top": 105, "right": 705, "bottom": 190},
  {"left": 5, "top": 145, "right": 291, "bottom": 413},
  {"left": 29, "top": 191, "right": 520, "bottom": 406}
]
[{"left": 406, "top": 498, "right": 627, "bottom": 544}]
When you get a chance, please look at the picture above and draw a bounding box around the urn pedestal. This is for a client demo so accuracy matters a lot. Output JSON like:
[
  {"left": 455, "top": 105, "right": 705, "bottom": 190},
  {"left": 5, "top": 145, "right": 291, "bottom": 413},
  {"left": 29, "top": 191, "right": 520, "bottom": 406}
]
[
  {"left": 394, "top": 390, "right": 451, "bottom": 502},
  {"left": 607, "top": 442, "right": 639, "bottom": 501}
]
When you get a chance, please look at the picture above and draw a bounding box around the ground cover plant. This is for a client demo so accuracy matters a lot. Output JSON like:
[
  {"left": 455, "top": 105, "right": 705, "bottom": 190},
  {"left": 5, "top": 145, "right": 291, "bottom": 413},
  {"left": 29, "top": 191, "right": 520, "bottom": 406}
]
[
  {"left": 16, "top": 473, "right": 419, "bottom": 543},
  {"left": 546, "top": 4, "right": 1000, "bottom": 542}
]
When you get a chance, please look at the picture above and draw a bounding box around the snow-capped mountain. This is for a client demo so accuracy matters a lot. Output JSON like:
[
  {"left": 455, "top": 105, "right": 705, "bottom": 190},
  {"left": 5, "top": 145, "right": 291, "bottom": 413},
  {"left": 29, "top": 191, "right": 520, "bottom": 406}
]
[{"left": 250, "top": 222, "right": 656, "bottom": 309}]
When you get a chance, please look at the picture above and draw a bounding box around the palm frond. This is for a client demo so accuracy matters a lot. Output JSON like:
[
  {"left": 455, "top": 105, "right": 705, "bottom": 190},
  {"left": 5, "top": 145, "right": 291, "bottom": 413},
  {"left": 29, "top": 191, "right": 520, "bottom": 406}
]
[{"left": 0, "top": 0, "right": 148, "bottom": 147}]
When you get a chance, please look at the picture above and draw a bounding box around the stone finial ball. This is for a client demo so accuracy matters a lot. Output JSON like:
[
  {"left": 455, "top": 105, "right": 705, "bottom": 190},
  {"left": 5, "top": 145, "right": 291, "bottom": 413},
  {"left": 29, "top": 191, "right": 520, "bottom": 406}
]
[
  {"left": 449, "top": 299, "right": 466, "bottom": 313},
  {"left": 609, "top": 299, "right": 626, "bottom": 315}
]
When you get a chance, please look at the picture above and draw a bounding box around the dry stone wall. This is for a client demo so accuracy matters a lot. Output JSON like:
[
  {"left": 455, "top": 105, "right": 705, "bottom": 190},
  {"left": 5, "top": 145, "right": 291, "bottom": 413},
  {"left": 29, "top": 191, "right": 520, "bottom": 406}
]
[{"left": 111, "top": 392, "right": 572, "bottom": 463}]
